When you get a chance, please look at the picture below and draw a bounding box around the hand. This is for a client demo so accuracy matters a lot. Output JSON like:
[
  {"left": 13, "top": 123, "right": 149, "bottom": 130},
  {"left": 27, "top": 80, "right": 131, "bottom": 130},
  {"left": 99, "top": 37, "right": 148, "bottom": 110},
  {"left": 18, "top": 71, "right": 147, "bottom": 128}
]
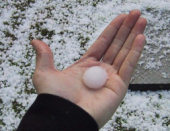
[{"left": 31, "top": 10, "right": 147, "bottom": 128}]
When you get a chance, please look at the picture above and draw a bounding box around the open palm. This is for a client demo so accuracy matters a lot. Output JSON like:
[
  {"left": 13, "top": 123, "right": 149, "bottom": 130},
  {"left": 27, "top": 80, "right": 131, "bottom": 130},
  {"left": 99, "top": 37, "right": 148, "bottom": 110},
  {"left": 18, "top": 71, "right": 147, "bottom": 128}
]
[{"left": 31, "top": 10, "right": 147, "bottom": 128}]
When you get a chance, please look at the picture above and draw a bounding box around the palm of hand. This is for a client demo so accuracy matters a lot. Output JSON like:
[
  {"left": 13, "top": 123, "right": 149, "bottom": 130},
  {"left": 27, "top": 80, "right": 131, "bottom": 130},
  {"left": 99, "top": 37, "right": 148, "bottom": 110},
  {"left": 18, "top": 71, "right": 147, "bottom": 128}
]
[{"left": 32, "top": 10, "right": 147, "bottom": 128}]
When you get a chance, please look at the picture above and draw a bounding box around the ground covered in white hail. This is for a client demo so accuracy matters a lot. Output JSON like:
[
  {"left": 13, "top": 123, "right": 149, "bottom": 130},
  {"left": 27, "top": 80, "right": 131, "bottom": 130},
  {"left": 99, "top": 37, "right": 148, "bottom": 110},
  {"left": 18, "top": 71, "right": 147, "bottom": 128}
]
[{"left": 0, "top": 0, "right": 169, "bottom": 131}]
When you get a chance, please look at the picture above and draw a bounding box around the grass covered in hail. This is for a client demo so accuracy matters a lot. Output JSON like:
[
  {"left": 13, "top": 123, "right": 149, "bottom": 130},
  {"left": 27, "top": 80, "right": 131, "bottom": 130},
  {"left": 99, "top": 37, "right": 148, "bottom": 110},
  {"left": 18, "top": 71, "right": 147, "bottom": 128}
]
[{"left": 0, "top": 0, "right": 169, "bottom": 130}]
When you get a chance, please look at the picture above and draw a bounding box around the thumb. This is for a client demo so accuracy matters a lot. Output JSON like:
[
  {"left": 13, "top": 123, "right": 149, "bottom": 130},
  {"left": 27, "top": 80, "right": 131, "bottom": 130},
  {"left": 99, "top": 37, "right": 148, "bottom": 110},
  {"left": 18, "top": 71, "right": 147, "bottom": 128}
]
[{"left": 31, "top": 40, "right": 55, "bottom": 71}]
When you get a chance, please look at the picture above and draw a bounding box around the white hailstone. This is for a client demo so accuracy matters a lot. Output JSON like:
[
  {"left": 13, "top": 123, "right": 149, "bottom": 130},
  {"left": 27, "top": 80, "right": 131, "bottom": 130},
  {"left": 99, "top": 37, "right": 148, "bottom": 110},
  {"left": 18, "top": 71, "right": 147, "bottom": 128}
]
[{"left": 83, "top": 66, "right": 108, "bottom": 89}]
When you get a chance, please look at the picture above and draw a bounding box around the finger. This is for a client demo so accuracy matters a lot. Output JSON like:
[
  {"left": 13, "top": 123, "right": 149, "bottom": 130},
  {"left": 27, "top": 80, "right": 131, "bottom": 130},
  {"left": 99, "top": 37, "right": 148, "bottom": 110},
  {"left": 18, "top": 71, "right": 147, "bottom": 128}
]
[
  {"left": 31, "top": 40, "right": 55, "bottom": 71},
  {"left": 102, "top": 10, "right": 141, "bottom": 64},
  {"left": 118, "top": 34, "right": 146, "bottom": 86},
  {"left": 113, "top": 17, "right": 147, "bottom": 71},
  {"left": 82, "top": 14, "right": 127, "bottom": 60}
]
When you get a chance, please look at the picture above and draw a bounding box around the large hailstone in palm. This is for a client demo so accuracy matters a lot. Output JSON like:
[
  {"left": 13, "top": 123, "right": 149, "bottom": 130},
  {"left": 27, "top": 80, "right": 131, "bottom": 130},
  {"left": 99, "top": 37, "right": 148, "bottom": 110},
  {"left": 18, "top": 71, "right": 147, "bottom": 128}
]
[{"left": 83, "top": 66, "right": 108, "bottom": 89}]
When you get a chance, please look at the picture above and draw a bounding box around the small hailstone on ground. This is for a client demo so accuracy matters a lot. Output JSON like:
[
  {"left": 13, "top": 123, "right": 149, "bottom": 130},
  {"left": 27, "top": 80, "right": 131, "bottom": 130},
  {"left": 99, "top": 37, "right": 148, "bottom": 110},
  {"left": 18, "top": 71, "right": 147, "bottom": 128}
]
[{"left": 83, "top": 66, "right": 108, "bottom": 89}]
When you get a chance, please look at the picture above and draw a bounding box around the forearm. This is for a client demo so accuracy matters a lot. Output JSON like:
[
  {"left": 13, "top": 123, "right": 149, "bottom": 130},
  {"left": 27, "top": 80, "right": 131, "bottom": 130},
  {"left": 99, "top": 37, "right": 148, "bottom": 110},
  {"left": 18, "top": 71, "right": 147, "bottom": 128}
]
[{"left": 17, "top": 94, "right": 98, "bottom": 131}]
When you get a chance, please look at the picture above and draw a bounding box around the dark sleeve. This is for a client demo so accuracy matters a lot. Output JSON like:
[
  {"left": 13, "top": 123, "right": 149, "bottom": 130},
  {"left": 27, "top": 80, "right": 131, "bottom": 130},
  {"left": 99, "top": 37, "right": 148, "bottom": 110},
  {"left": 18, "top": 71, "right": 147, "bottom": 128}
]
[{"left": 17, "top": 94, "right": 98, "bottom": 131}]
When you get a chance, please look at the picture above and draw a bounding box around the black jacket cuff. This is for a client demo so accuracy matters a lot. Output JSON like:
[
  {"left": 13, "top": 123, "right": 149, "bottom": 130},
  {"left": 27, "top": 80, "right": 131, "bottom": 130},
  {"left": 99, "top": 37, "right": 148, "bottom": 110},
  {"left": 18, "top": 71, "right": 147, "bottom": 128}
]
[{"left": 17, "top": 94, "right": 98, "bottom": 131}]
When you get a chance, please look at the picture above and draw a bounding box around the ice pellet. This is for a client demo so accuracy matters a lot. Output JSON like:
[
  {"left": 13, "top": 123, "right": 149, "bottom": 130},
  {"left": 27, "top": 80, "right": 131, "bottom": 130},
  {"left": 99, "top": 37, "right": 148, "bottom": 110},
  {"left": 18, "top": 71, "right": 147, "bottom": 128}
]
[{"left": 83, "top": 66, "right": 108, "bottom": 89}]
